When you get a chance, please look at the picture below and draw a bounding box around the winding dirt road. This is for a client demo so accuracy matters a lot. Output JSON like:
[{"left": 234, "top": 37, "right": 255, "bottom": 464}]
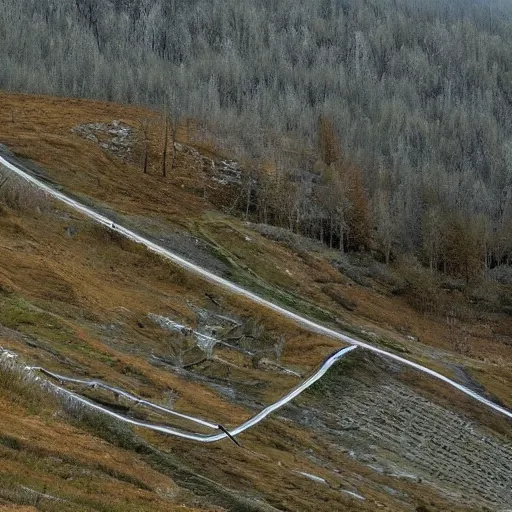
[
  {"left": 13, "top": 346, "right": 357, "bottom": 442},
  {"left": 0, "top": 152, "right": 511, "bottom": 429}
]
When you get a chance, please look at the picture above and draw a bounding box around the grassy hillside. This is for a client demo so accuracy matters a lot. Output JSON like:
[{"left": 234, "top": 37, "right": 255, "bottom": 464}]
[{"left": 0, "top": 92, "right": 510, "bottom": 511}]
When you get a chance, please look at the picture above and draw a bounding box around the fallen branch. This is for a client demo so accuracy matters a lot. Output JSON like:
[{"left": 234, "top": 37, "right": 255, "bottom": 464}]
[{"left": 183, "top": 357, "right": 208, "bottom": 369}]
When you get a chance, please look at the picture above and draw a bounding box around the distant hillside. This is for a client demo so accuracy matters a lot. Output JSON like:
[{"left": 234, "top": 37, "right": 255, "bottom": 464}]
[{"left": 2, "top": 0, "right": 512, "bottom": 267}]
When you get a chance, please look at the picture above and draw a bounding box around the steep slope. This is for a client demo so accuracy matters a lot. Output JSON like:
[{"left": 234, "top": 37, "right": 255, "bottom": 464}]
[{"left": 0, "top": 92, "right": 510, "bottom": 511}]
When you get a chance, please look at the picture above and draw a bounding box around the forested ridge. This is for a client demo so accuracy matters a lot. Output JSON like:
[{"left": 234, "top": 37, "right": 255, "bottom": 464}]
[{"left": 2, "top": 0, "right": 512, "bottom": 278}]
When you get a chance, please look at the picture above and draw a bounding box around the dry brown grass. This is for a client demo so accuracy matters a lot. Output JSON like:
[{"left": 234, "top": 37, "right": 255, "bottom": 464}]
[
  {"left": 0, "top": 507, "right": 37, "bottom": 512},
  {"left": 0, "top": 365, "right": 208, "bottom": 511},
  {"left": 0, "top": 202, "right": 439, "bottom": 511},
  {"left": 0, "top": 91, "right": 510, "bottom": 511},
  {"left": 2, "top": 90, "right": 509, "bottom": 366},
  {"left": 0, "top": 178, "right": 49, "bottom": 215},
  {"left": 0, "top": 92, "right": 211, "bottom": 223}
]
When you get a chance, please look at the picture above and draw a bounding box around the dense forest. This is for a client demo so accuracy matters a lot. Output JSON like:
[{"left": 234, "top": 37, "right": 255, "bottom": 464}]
[{"left": 2, "top": 0, "right": 512, "bottom": 277}]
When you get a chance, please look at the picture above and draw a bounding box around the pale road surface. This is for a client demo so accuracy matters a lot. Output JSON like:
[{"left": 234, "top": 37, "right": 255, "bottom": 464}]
[
  {"left": 2, "top": 346, "right": 357, "bottom": 442},
  {"left": 0, "top": 153, "right": 511, "bottom": 432}
]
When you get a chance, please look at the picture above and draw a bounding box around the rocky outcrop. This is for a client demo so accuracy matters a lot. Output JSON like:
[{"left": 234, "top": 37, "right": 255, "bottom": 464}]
[{"left": 72, "top": 120, "right": 133, "bottom": 159}]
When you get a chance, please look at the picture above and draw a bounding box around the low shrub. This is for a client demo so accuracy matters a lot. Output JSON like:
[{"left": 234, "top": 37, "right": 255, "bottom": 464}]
[
  {"left": 488, "top": 265, "right": 512, "bottom": 285},
  {"left": 393, "top": 255, "right": 444, "bottom": 315},
  {"left": 0, "top": 354, "right": 52, "bottom": 412},
  {"left": 251, "top": 223, "right": 326, "bottom": 253}
]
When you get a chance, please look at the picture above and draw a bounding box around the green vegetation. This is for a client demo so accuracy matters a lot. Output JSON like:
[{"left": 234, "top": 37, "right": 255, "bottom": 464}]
[
  {"left": 0, "top": 296, "right": 73, "bottom": 344},
  {"left": 308, "top": 351, "right": 363, "bottom": 397}
]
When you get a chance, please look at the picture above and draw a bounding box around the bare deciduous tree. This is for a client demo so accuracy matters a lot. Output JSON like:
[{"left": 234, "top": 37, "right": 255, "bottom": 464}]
[
  {"left": 3, "top": 0, "right": 512, "bottom": 271},
  {"left": 137, "top": 117, "right": 151, "bottom": 174}
]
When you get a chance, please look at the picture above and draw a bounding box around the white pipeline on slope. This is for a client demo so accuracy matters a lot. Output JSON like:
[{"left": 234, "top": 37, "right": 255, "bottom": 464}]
[{"left": 0, "top": 154, "right": 511, "bottom": 421}]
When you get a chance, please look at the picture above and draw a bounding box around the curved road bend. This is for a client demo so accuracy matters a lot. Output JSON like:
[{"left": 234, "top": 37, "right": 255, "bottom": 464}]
[
  {"left": 0, "top": 154, "right": 511, "bottom": 421},
  {"left": 16, "top": 346, "right": 358, "bottom": 442}
]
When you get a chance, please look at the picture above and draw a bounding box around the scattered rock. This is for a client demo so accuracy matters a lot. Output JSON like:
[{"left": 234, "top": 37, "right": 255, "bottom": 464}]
[
  {"left": 212, "top": 160, "right": 243, "bottom": 185},
  {"left": 72, "top": 121, "right": 134, "bottom": 159}
]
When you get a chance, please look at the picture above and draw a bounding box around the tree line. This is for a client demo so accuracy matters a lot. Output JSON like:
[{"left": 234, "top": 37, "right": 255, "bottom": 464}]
[
  {"left": 2, "top": 0, "right": 512, "bottom": 278},
  {"left": 245, "top": 116, "right": 512, "bottom": 279}
]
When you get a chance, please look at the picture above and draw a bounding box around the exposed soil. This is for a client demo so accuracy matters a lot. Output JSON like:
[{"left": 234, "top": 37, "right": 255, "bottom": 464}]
[{"left": 284, "top": 353, "right": 512, "bottom": 509}]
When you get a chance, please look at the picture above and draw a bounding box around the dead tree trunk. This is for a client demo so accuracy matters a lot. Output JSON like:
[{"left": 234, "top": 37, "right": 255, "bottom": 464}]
[{"left": 162, "top": 114, "right": 169, "bottom": 177}]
